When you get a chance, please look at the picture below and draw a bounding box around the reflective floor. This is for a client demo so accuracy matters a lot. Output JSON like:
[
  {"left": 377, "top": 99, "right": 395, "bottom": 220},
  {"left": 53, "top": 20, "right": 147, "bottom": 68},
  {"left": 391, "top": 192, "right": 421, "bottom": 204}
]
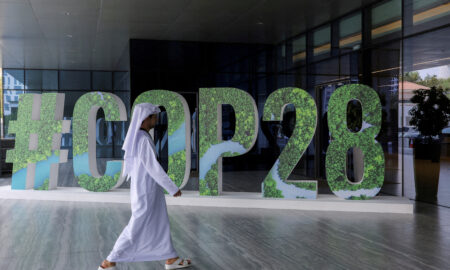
[{"left": 0, "top": 197, "right": 449, "bottom": 269}]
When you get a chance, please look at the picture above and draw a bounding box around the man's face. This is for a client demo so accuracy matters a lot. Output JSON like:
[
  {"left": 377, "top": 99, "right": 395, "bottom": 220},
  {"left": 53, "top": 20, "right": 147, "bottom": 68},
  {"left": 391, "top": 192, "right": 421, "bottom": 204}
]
[{"left": 142, "top": 114, "right": 157, "bottom": 129}]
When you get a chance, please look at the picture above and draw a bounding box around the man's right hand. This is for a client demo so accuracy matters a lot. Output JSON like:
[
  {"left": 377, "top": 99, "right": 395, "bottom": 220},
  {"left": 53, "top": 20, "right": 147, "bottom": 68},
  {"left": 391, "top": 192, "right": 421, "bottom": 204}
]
[{"left": 174, "top": 190, "right": 182, "bottom": 197}]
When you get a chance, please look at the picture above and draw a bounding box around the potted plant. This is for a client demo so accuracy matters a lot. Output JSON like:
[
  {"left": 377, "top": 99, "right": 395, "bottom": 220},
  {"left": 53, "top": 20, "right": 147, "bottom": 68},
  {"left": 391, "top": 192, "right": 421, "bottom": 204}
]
[{"left": 409, "top": 87, "right": 450, "bottom": 202}]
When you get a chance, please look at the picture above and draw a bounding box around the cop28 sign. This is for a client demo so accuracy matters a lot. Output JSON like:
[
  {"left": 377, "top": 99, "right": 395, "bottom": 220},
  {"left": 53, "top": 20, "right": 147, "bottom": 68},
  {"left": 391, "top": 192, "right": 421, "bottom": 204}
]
[{"left": 6, "top": 84, "right": 385, "bottom": 200}]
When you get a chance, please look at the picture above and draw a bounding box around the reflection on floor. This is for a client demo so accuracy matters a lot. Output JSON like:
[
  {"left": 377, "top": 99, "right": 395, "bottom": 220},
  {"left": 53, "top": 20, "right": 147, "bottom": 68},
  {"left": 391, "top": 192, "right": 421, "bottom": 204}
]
[
  {"left": 437, "top": 157, "right": 450, "bottom": 206},
  {"left": 0, "top": 198, "right": 448, "bottom": 269}
]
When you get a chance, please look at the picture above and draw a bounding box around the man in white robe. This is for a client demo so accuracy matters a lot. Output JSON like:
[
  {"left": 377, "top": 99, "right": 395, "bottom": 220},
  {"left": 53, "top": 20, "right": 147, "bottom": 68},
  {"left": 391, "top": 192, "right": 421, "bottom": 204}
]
[{"left": 99, "top": 103, "right": 191, "bottom": 270}]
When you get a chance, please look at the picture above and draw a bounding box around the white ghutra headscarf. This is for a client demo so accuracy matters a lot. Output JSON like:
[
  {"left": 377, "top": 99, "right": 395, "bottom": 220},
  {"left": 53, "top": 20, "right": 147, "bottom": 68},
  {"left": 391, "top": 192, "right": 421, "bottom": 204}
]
[{"left": 121, "top": 103, "right": 161, "bottom": 178}]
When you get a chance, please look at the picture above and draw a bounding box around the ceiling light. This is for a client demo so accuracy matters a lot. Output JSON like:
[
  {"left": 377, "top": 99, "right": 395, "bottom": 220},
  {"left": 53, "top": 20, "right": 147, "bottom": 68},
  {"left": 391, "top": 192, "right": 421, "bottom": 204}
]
[
  {"left": 65, "top": 12, "right": 70, "bottom": 16},
  {"left": 66, "top": 34, "right": 73, "bottom": 38}
]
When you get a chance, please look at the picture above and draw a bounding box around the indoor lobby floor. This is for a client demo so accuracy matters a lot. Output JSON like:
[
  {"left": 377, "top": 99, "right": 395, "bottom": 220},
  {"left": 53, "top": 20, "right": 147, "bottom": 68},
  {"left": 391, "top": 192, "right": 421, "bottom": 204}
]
[{"left": 0, "top": 198, "right": 449, "bottom": 270}]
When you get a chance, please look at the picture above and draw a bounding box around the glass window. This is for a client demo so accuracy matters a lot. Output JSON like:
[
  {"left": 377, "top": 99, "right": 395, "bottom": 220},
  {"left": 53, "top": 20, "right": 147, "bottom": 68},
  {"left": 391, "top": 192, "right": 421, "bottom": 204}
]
[
  {"left": 402, "top": 27, "right": 450, "bottom": 207},
  {"left": 3, "top": 69, "right": 24, "bottom": 90},
  {"left": 405, "top": 0, "right": 450, "bottom": 34},
  {"left": 113, "top": 72, "right": 130, "bottom": 91},
  {"left": 256, "top": 51, "right": 267, "bottom": 72},
  {"left": 371, "top": 0, "right": 402, "bottom": 40},
  {"left": 313, "top": 25, "right": 331, "bottom": 57},
  {"left": 25, "top": 70, "right": 58, "bottom": 90},
  {"left": 292, "top": 35, "right": 306, "bottom": 63},
  {"left": 276, "top": 44, "right": 286, "bottom": 71},
  {"left": 413, "top": 0, "right": 448, "bottom": 14},
  {"left": 42, "top": 70, "right": 58, "bottom": 90},
  {"left": 339, "top": 13, "right": 361, "bottom": 51},
  {"left": 93, "top": 71, "right": 112, "bottom": 90},
  {"left": 59, "top": 71, "right": 91, "bottom": 90}
]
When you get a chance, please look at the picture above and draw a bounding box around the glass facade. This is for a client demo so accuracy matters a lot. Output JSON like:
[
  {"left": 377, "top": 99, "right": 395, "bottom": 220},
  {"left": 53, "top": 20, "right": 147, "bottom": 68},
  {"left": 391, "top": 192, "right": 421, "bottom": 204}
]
[
  {"left": 1, "top": 0, "right": 448, "bottom": 206},
  {"left": 281, "top": 0, "right": 449, "bottom": 207},
  {"left": 371, "top": 0, "right": 402, "bottom": 40},
  {"left": 402, "top": 26, "right": 450, "bottom": 207}
]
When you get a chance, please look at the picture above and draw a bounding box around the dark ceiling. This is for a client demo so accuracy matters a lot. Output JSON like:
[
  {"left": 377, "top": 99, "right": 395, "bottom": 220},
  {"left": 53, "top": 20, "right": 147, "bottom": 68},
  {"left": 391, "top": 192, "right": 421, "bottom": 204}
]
[{"left": 0, "top": 0, "right": 378, "bottom": 70}]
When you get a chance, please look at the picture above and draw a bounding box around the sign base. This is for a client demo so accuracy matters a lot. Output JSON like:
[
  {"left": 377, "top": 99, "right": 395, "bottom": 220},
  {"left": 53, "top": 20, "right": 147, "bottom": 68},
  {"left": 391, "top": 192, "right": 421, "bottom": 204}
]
[{"left": 0, "top": 186, "right": 413, "bottom": 214}]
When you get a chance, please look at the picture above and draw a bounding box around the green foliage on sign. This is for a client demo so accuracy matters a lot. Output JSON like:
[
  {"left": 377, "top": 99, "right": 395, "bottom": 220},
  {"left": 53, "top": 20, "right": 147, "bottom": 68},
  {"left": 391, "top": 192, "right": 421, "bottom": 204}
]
[
  {"left": 262, "top": 88, "right": 318, "bottom": 198},
  {"left": 168, "top": 150, "right": 186, "bottom": 187},
  {"left": 6, "top": 93, "right": 65, "bottom": 174},
  {"left": 291, "top": 182, "right": 316, "bottom": 190},
  {"left": 199, "top": 88, "right": 257, "bottom": 196},
  {"left": 327, "top": 85, "right": 381, "bottom": 140},
  {"left": 72, "top": 92, "right": 121, "bottom": 156},
  {"left": 34, "top": 179, "right": 49, "bottom": 190},
  {"left": 349, "top": 195, "right": 369, "bottom": 200},
  {"left": 225, "top": 152, "right": 242, "bottom": 157},
  {"left": 77, "top": 171, "right": 121, "bottom": 192},
  {"left": 263, "top": 166, "right": 317, "bottom": 200},
  {"left": 199, "top": 88, "right": 256, "bottom": 159},
  {"left": 263, "top": 171, "right": 283, "bottom": 198},
  {"left": 200, "top": 163, "right": 219, "bottom": 196},
  {"left": 133, "top": 90, "right": 185, "bottom": 136},
  {"left": 6, "top": 94, "right": 34, "bottom": 173},
  {"left": 326, "top": 84, "right": 385, "bottom": 198},
  {"left": 72, "top": 92, "right": 123, "bottom": 191},
  {"left": 133, "top": 90, "right": 189, "bottom": 189}
]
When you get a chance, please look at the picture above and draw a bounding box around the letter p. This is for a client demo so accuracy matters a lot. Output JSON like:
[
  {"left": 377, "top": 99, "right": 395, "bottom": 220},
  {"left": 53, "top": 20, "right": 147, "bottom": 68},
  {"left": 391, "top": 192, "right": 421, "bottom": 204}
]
[{"left": 199, "top": 88, "right": 258, "bottom": 196}]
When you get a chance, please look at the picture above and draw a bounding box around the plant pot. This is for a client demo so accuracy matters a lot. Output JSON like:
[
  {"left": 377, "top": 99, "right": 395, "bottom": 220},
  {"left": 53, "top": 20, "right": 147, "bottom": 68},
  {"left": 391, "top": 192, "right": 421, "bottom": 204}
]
[{"left": 413, "top": 139, "right": 441, "bottom": 202}]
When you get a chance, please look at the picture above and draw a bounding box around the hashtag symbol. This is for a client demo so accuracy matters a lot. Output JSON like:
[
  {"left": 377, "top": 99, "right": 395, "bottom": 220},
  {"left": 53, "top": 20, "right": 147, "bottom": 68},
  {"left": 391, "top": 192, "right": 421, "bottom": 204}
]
[{"left": 6, "top": 93, "right": 70, "bottom": 190}]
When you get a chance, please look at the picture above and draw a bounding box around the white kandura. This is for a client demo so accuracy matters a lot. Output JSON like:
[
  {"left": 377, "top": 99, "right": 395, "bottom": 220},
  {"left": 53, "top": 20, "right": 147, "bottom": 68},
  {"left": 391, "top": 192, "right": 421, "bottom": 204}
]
[{"left": 106, "top": 104, "right": 180, "bottom": 262}]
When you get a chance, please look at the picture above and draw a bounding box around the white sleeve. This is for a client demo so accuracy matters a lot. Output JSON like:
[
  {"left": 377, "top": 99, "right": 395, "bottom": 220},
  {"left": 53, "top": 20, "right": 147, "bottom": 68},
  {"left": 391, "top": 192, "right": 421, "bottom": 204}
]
[{"left": 139, "top": 137, "right": 180, "bottom": 196}]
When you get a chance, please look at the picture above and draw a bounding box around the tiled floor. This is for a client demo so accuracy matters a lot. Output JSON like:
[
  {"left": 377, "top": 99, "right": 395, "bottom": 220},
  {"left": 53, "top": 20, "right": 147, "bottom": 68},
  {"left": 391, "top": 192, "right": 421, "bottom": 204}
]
[{"left": 0, "top": 197, "right": 449, "bottom": 269}]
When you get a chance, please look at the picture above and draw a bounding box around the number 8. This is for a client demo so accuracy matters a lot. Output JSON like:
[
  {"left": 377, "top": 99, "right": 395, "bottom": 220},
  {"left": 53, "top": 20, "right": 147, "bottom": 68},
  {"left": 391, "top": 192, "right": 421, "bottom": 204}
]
[{"left": 326, "top": 84, "right": 385, "bottom": 200}]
